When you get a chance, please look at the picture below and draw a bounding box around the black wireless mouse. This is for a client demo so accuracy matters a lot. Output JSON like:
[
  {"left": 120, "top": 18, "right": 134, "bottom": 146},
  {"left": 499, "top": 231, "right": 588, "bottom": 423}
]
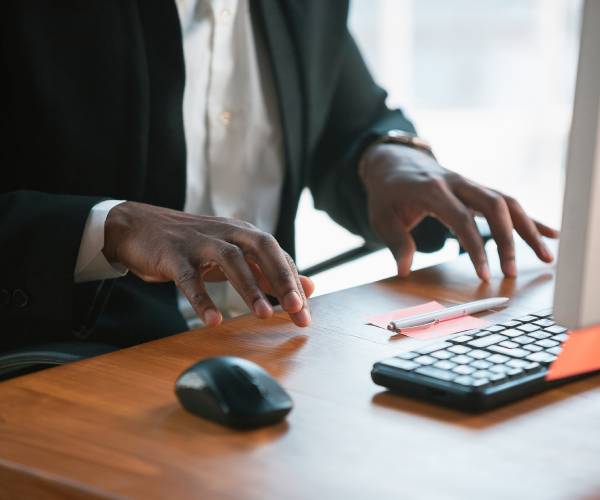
[{"left": 175, "top": 356, "right": 293, "bottom": 429}]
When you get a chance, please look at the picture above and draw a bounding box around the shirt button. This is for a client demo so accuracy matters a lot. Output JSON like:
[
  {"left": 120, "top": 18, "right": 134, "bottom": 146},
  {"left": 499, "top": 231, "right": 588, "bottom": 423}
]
[
  {"left": 219, "top": 111, "right": 232, "bottom": 125},
  {"left": 219, "top": 8, "right": 231, "bottom": 21},
  {"left": 12, "top": 289, "right": 29, "bottom": 308}
]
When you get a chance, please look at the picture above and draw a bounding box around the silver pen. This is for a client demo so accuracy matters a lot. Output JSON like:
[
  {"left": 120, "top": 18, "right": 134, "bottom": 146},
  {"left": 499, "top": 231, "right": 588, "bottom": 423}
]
[{"left": 387, "top": 297, "right": 509, "bottom": 333}]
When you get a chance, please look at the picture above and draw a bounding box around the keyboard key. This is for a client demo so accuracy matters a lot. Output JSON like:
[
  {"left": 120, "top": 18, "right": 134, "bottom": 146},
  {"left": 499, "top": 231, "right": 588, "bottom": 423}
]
[
  {"left": 415, "top": 366, "right": 457, "bottom": 382},
  {"left": 454, "top": 376, "right": 475, "bottom": 386},
  {"left": 451, "top": 335, "right": 473, "bottom": 344},
  {"left": 524, "top": 344, "right": 543, "bottom": 352},
  {"left": 533, "top": 318, "right": 555, "bottom": 328},
  {"left": 490, "top": 364, "right": 511, "bottom": 374},
  {"left": 489, "top": 372, "right": 508, "bottom": 382},
  {"left": 532, "top": 309, "right": 553, "bottom": 318},
  {"left": 544, "top": 325, "right": 568, "bottom": 334},
  {"left": 513, "top": 335, "right": 535, "bottom": 345},
  {"left": 448, "top": 345, "right": 471, "bottom": 355},
  {"left": 487, "top": 354, "right": 510, "bottom": 364},
  {"left": 507, "top": 368, "right": 524, "bottom": 377},
  {"left": 535, "top": 339, "right": 559, "bottom": 349},
  {"left": 381, "top": 358, "right": 419, "bottom": 371},
  {"left": 506, "top": 359, "right": 529, "bottom": 369},
  {"left": 530, "top": 331, "right": 552, "bottom": 340},
  {"left": 547, "top": 346, "right": 562, "bottom": 356},
  {"left": 416, "top": 342, "right": 452, "bottom": 355},
  {"left": 474, "top": 330, "right": 493, "bottom": 337},
  {"left": 526, "top": 352, "right": 557, "bottom": 363},
  {"left": 453, "top": 365, "right": 475, "bottom": 375},
  {"left": 552, "top": 333, "right": 569, "bottom": 343},
  {"left": 484, "top": 325, "right": 506, "bottom": 333},
  {"left": 488, "top": 345, "right": 529, "bottom": 358},
  {"left": 472, "top": 378, "right": 489, "bottom": 387},
  {"left": 501, "top": 320, "right": 522, "bottom": 328},
  {"left": 396, "top": 351, "right": 419, "bottom": 360},
  {"left": 431, "top": 350, "right": 453, "bottom": 360},
  {"left": 451, "top": 355, "right": 474, "bottom": 364},
  {"left": 502, "top": 329, "right": 523, "bottom": 338},
  {"left": 499, "top": 340, "right": 519, "bottom": 349},
  {"left": 415, "top": 355, "right": 436, "bottom": 365},
  {"left": 468, "top": 334, "right": 507, "bottom": 348},
  {"left": 517, "top": 315, "right": 538, "bottom": 322},
  {"left": 434, "top": 360, "right": 457, "bottom": 370},
  {"left": 517, "top": 323, "right": 541, "bottom": 333},
  {"left": 473, "top": 370, "right": 493, "bottom": 379},
  {"left": 471, "top": 360, "right": 492, "bottom": 370},
  {"left": 469, "top": 349, "right": 491, "bottom": 359},
  {"left": 524, "top": 362, "right": 542, "bottom": 371}
]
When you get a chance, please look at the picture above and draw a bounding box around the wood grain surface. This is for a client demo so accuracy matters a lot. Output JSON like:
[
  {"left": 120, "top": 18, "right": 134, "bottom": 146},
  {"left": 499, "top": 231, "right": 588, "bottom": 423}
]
[{"left": 1, "top": 240, "right": 599, "bottom": 500}]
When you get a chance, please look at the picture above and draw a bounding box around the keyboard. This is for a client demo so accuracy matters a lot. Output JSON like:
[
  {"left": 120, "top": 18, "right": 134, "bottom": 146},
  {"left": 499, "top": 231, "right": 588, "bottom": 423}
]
[{"left": 370, "top": 310, "right": 587, "bottom": 411}]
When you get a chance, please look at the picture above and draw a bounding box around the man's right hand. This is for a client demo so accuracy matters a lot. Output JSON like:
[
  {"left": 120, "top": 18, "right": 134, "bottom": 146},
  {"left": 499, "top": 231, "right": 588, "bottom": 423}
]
[{"left": 102, "top": 201, "right": 313, "bottom": 327}]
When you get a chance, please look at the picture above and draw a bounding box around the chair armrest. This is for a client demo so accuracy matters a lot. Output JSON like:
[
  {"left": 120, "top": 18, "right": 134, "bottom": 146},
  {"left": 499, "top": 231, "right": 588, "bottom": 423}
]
[{"left": 0, "top": 342, "right": 118, "bottom": 381}]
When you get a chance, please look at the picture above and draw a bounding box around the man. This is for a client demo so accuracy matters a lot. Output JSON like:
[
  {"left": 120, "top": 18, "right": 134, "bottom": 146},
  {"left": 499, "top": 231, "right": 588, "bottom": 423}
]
[{"left": 0, "top": 0, "right": 557, "bottom": 353}]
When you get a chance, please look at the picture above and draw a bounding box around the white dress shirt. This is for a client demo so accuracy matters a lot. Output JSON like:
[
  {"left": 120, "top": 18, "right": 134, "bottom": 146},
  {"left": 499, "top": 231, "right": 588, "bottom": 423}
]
[{"left": 75, "top": 0, "right": 284, "bottom": 323}]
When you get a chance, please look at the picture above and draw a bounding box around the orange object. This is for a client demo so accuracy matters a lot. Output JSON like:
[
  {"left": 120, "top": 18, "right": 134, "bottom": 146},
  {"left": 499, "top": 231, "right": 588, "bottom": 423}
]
[
  {"left": 546, "top": 324, "right": 600, "bottom": 380},
  {"left": 367, "top": 301, "right": 489, "bottom": 340}
]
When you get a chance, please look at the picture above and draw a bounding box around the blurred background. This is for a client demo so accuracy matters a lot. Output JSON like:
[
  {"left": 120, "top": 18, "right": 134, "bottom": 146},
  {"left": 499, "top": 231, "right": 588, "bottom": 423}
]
[{"left": 295, "top": 0, "right": 582, "bottom": 296}]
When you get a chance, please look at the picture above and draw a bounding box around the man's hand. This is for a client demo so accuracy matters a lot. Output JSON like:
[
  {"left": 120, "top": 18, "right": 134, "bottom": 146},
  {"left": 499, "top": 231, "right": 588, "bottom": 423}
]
[
  {"left": 360, "top": 144, "right": 559, "bottom": 280},
  {"left": 102, "top": 202, "right": 313, "bottom": 327}
]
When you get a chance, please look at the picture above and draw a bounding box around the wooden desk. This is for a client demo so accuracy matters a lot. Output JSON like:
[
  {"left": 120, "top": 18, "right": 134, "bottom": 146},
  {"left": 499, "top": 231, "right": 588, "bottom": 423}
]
[{"left": 1, "top": 242, "right": 599, "bottom": 500}]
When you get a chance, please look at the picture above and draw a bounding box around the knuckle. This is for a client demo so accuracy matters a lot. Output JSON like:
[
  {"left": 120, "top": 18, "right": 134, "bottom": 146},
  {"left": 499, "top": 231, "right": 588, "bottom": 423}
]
[
  {"left": 217, "top": 244, "right": 243, "bottom": 262},
  {"left": 189, "top": 290, "right": 210, "bottom": 305},
  {"left": 274, "top": 266, "right": 294, "bottom": 284},
  {"left": 175, "top": 267, "right": 198, "bottom": 285},
  {"left": 487, "top": 192, "right": 508, "bottom": 213},
  {"left": 254, "top": 232, "right": 279, "bottom": 251}
]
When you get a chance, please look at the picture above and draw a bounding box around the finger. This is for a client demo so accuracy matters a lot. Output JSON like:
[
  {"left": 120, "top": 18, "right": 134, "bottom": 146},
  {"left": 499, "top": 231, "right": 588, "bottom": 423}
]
[
  {"left": 502, "top": 195, "right": 555, "bottom": 263},
  {"left": 251, "top": 262, "right": 315, "bottom": 299},
  {"left": 535, "top": 220, "right": 560, "bottom": 239},
  {"left": 208, "top": 242, "right": 273, "bottom": 319},
  {"left": 427, "top": 185, "right": 490, "bottom": 280},
  {"left": 284, "top": 252, "right": 311, "bottom": 327},
  {"left": 232, "top": 231, "right": 305, "bottom": 315},
  {"left": 457, "top": 183, "right": 516, "bottom": 277},
  {"left": 299, "top": 275, "right": 316, "bottom": 298},
  {"left": 371, "top": 211, "right": 416, "bottom": 277},
  {"left": 174, "top": 266, "right": 222, "bottom": 327}
]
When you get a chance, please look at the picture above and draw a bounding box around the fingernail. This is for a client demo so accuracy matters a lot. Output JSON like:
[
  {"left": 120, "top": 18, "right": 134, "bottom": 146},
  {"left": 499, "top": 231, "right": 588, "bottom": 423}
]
[
  {"left": 253, "top": 298, "right": 272, "bottom": 318},
  {"left": 283, "top": 291, "right": 303, "bottom": 313},
  {"left": 203, "top": 308, "right": 221, "bottom": 327},
  {"left": 479, "top": 263, "right": 491, "bottom": 281},
  {"left": 541, "top": 242, "right": 553, "bottom": 262},
  {"left": 293, "top": 308, "right": 311, "bottom": 327}
]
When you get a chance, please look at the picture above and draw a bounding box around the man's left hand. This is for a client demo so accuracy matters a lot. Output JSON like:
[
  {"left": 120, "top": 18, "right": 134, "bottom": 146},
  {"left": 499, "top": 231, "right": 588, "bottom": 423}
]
[{"left": 360, "top": 144, "right": 559, "bottom": 280}]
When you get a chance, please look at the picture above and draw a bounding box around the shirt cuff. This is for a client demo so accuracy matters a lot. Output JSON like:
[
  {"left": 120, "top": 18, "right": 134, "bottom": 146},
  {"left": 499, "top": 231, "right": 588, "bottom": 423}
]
[{"left": 74, "top": 199, "right": 128, "bottom": 283}]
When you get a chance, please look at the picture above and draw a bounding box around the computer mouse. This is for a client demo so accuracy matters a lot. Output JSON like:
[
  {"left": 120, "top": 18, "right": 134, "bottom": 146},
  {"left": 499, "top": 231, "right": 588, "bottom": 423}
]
[{"left": 175, "top": 356, "right": 293, "bottom": 429}]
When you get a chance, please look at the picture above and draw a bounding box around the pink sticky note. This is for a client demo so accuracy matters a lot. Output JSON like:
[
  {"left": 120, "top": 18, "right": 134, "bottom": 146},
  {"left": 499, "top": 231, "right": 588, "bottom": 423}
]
[
  {"left": 367, "top": 301, "right": 490, "bottom": 340},
  {"left": 546, "top": 325, "right": 600, "bottom": 381}
]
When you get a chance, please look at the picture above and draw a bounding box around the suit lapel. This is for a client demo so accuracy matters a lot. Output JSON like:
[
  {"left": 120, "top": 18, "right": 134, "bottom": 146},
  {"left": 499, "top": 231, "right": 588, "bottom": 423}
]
[{"left": 252, "top": 0, "right": 304, "bottom": 197}]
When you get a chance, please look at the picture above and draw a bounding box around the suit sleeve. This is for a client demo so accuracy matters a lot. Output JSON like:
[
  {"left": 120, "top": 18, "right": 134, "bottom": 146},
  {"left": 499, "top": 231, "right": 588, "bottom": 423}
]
[
  {"left": 0, "top": 190, "right": 112, "bottom": 334},
  {"left": 307, "top": 32, "right": 449, "bottom": 253}
]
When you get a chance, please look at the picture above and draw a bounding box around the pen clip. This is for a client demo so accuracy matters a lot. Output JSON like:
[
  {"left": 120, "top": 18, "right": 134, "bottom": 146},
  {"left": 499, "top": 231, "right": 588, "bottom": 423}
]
[{"left": 387, "top": 319, "right": 439, "bottom": 333}]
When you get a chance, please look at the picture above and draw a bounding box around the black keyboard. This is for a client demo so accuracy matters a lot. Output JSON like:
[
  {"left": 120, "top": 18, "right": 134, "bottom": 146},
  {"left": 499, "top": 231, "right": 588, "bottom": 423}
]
[{"left": 371, "top": 310, "right": 587, "bottom": 411}]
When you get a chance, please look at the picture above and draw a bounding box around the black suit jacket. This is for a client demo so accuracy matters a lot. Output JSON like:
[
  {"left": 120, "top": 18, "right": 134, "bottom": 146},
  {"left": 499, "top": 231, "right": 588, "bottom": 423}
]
[{"left": 0, "top": 0, "right": 447, "bottom": 351}]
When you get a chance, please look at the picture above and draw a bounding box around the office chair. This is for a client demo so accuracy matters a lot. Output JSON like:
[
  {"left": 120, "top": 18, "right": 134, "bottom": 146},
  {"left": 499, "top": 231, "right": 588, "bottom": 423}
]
[{"left": 0, "top": 225, "right": 491, "bottom": 381}]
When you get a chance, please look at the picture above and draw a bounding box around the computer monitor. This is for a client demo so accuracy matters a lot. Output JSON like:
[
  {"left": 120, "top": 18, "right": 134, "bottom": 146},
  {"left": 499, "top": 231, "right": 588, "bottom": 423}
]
[{"left": 553, "top": 0, "right": 600, "bottom": 330}]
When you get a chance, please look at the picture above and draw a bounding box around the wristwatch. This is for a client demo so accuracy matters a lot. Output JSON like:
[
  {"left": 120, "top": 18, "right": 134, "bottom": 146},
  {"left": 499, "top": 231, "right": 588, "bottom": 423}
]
[{"left": 359, "top": 129, "right": 435, "bottom": 179}]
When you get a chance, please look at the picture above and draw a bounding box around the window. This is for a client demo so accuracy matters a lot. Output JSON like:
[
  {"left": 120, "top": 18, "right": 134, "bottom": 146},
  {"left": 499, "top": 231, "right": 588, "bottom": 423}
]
[{"left": 296, "top": 0, "right": 581, "bottom": 295}]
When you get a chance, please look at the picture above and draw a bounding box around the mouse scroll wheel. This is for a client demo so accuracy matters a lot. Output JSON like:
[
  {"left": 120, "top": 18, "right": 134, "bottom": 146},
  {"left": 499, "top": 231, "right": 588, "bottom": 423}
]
[{"left": 232, "top": 366, "right": 267, "bottom": 397}]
